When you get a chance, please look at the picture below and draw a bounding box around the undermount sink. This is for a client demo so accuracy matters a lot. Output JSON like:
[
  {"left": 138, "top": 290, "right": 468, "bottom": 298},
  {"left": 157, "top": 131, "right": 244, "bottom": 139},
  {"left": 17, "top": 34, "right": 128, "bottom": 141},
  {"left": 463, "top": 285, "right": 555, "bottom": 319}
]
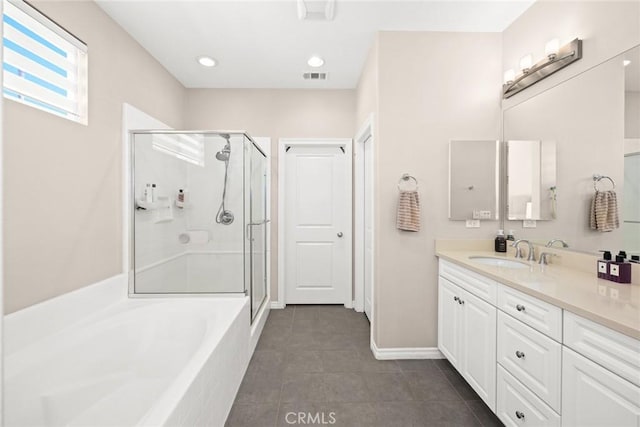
[{"left": 468, "top": 256, "right": 529, "bottom": 269}]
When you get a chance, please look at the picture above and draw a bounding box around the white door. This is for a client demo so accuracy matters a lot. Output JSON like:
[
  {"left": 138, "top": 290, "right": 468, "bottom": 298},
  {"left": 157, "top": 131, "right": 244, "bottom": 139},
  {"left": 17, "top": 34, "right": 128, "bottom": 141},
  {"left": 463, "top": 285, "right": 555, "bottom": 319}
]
[
  {"left": 562, "top": 347, "right": 640, "bottom": 427},
  {"left": 284, "top": 141, "right": 351, "bottom": 304},
  {"left": 459, "top": 288, "right": 497, "bottom": 411},
  {"left": 363, "top": 136, "right": 373, "bottom": 320}
]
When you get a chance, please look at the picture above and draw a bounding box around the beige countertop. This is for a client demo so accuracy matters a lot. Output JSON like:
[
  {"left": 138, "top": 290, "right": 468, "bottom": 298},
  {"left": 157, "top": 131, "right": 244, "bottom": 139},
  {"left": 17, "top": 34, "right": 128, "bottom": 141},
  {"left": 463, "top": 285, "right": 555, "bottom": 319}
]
[{"left": 436, "top": 249, "right": 640, "bottom": 341}]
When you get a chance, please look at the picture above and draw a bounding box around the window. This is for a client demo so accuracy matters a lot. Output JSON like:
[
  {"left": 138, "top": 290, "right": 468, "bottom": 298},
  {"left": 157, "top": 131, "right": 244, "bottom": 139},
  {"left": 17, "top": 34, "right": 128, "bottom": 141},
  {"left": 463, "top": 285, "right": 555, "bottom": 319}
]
[{"left": 2, "top": 0, "right": 88, "bottom": 124}]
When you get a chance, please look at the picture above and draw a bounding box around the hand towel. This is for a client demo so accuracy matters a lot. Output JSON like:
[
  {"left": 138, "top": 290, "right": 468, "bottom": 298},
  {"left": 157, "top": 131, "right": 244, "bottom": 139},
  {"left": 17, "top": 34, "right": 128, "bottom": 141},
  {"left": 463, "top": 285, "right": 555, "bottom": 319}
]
[
  {"left": 590, "top": 190, "right": 619, "bottom": 232},
  {"left": 397, "top": 191, "right": 421, "bottom": 232}
]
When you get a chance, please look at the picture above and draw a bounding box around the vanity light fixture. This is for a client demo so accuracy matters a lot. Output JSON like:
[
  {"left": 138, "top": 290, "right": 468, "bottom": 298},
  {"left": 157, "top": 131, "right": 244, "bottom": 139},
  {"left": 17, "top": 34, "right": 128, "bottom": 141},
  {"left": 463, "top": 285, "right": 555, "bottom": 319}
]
[
  {"left": 307, "top": 56, "right": 324, "bottom": 67},
  {"left": 197, "top": 56, "right": 217, "bottom": 67},
  {"left": 503, "top": 38, "right": 582, "bottom": 99}
]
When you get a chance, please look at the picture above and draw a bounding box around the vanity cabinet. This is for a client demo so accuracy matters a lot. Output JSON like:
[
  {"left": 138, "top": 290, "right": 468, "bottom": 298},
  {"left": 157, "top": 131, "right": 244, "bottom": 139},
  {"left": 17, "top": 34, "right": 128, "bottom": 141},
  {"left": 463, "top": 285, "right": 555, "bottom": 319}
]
[
  {"left": 438, "top": 258, "right": 640, "bottom": 427},
  {"left": 438, "top": 273, "right": 496, "bottom": 410}
]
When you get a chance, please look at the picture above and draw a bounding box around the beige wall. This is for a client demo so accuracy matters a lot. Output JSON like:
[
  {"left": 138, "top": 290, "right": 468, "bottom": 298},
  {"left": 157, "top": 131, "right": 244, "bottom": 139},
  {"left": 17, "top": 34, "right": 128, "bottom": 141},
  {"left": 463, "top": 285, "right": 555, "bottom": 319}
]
[
  {"left": 369, "top": 32, "right": 502, "bottom": 348},
  {"left": 3, "top": 1, "right": 185, "bottom": 313},
  {"left": 502, "top": 0, "right": 640, "bottom": 110},
  {"left": 183, "top": 89, "right": 356, "bottom": 301}
]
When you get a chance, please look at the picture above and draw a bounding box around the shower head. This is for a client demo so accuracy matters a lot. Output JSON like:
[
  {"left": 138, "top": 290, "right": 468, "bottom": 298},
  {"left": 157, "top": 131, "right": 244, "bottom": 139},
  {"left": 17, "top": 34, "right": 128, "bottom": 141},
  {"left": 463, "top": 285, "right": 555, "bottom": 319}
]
[{"left": 216, "top": 135, "right": 231, "bottom": 161}]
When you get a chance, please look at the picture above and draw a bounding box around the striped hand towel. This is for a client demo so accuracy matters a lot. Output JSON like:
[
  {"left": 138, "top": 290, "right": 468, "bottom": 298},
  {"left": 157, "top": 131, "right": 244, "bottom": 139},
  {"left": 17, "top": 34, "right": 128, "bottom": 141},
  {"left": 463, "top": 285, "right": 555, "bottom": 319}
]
[
  {"left": 397, "top": 191, "right": 421, "bottom": 232},
  {"left": 590, "top": 190, "right": 619, "bottom": 232}
]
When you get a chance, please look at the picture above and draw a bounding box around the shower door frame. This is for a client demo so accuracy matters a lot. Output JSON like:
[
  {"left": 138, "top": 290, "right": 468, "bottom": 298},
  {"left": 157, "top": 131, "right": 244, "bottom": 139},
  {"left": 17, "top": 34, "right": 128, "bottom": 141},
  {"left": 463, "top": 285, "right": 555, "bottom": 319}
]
[{"left": 126, "top": 130, "right": 268, "bottom": 317}]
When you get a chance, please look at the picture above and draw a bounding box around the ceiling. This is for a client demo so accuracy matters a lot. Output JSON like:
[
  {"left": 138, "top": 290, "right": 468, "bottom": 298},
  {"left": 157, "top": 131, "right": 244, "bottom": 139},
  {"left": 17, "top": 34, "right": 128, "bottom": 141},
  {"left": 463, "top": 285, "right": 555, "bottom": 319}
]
[{"left": 97, "top": 0, "right": 534, "bottom": 89}]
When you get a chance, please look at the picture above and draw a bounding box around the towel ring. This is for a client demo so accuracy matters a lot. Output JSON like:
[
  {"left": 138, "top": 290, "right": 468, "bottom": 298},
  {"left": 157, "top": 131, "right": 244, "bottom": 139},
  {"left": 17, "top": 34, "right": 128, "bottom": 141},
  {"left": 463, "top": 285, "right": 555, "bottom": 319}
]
[
  {"left": 398, "top": 173, "right": 418, "bottom": 191},
  {"left": 593, "top": 174, "right": 615, "bottom": 191}
]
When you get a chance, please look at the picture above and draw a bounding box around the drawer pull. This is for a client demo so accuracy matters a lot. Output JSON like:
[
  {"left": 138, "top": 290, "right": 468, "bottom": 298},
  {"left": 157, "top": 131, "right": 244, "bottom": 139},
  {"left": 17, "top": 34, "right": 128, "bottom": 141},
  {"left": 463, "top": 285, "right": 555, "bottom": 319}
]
[
  {"left": 515, "top": 350, "right": 526, "bottom": 359},
  {"left": 516, "top": 304, "right": 526, "bottom": 312},
  {"left": 515, "top": 411, "right": 525, "bottom": 420}
]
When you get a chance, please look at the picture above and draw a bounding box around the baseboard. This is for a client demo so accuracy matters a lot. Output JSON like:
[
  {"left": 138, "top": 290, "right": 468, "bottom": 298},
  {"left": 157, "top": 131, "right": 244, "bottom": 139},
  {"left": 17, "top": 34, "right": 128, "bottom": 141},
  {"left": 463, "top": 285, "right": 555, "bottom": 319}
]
[
  {"left": 270, "top": 301, "right": 286, "bottom": 309},
  {"left": 371, "top": 339, "right": 444, "bottom": 360}
]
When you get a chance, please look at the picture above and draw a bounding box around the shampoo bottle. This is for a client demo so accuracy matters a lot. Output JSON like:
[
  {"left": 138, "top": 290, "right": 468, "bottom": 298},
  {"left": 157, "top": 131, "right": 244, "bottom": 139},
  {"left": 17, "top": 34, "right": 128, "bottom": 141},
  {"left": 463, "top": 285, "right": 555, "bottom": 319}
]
[
  {"left": 609, "top": 255, "right": 632, "bottom": 284},
  {"left": 597, "top": 250, "right": 612, "bottom": 280}
]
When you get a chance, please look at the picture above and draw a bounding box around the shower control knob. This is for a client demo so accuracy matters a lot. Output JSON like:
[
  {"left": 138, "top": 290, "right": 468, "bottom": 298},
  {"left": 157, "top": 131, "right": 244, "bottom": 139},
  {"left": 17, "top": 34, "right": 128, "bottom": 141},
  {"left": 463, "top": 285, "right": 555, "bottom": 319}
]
[{"left": 337, "top": 232, "right": 343, "bottom": 238}]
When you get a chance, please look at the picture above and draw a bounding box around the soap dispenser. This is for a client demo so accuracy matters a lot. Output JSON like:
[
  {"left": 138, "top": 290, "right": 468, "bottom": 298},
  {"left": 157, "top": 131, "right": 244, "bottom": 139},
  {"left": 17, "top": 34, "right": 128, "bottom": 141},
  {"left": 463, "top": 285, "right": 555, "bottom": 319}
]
[
  {"left": 609, "top": 253, "right": 632, "bottom": 284},
  {"left": 495, "top": 230, "right": 507, "bottom": 253}
]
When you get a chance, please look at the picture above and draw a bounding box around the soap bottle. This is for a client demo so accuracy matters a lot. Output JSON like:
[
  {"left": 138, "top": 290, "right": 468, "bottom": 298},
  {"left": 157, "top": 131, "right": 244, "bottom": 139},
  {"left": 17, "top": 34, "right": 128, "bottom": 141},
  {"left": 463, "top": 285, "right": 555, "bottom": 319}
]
[
  {"left": 506, "top": 230, "right": 515, "bottom": 241},
  {"left": 495, "top": 230, "right": 507, "bottom": 253},
  {"left": 597, "top": 250, "right": 612, "bottom": 280},
  {"left": 145, "top": 183, "right": 153, "bottom": 203},
  {"left": 609, "top": 254, "right": 632, "bottom": 284},
  {"left": 631, "top": 255, "right": 639, "bottom": 264},
  {"left": 151, "top": 184, "right": 157, "bottom": 203},
  {"left": 176, "top": 189, "right": 185, "bottom": 208}
]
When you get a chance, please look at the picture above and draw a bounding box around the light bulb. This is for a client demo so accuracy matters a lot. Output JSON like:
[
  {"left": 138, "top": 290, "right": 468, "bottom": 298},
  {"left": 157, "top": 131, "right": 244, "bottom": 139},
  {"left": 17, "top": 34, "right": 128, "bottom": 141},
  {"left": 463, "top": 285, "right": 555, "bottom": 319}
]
[
  {"left": 520, "top": 54, "right": 533, "bottom": 73},
  {"left": 545, "top": 39, "right": 560, "bottom": 60},
  {"left": 503, "top": 69, "right": 516, "bottom": 85},
  {"left": 197, "top": 56, "right": 216, "bottom": 67},
  {"left": 307, "top": 56, "right": 324, "bottom": 68}
]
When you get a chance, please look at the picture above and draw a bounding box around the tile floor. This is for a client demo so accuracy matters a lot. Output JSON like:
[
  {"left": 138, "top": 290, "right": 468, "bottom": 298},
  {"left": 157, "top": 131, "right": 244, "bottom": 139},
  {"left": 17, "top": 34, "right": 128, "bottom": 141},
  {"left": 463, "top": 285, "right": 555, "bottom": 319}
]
[{"left": 225, "top": 305, "right": 503, "bottom": 427}]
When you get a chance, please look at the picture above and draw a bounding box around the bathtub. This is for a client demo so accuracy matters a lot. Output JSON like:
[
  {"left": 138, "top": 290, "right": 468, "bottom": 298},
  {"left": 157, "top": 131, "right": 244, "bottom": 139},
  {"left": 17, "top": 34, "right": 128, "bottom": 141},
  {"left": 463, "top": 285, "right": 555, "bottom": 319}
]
[{"left": 4, "top": 275, "right": 264, "bottom": 426}]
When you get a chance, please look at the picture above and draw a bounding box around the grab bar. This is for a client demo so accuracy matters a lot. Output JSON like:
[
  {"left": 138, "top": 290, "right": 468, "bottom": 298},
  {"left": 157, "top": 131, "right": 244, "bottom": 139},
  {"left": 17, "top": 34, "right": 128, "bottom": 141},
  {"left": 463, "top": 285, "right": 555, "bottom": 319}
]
[{"left": 246, "top": 219, "right": 271, "bottom": 240}]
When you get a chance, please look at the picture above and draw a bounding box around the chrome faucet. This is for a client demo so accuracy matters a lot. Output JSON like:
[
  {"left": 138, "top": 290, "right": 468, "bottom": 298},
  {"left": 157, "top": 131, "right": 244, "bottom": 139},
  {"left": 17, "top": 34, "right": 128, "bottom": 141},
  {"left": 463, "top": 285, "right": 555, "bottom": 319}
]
[
  {"left": 512, "top": 239, "right": 536, "bottom": 262},
  {"left": 545, "top": 239, "right": 569, "bottom": 248},
  {"left": 539, "top": 252, "right": 558, "bottom": 265}
]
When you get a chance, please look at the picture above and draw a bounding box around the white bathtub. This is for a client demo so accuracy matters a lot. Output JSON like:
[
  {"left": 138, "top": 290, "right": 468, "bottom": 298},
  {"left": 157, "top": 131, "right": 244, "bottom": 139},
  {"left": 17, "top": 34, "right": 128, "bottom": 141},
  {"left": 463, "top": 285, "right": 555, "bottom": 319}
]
[{"left": 4, "top": 275, "right": 265, "bottom": 427}]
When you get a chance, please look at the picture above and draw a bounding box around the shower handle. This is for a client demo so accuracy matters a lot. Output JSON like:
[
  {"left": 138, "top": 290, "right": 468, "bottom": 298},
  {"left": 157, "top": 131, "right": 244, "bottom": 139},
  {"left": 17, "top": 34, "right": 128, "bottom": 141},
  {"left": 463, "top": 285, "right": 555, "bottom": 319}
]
[{"left": 246, "top": 219, "right": 271, "bottom": 240}]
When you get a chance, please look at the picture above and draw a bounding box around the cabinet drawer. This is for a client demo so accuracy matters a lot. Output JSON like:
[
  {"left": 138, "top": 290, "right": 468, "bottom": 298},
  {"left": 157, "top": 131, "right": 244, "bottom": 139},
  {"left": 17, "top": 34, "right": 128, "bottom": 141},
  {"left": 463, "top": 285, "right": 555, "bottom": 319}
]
[
  {"left": 497, "top": 284, "right": 562, "bottom": 341},
  {"left": 497, "top": 311, "right": 561, "bottom": 412},
  {"left": 564, "top": 311, "right": 640, "bottom": 388},
  {"left": 497, "top": 365, "right": 560, "bottom": 427},
  {"left": 439, "top": 259, "right": 497, "bottom": 304}
]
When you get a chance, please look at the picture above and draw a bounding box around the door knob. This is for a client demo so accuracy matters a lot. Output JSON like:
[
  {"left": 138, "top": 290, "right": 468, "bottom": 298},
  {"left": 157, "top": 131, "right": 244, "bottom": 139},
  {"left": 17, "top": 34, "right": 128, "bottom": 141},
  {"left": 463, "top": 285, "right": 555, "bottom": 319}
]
[{"left": 337, "top": 232, "right": 343, "bottom": 238}]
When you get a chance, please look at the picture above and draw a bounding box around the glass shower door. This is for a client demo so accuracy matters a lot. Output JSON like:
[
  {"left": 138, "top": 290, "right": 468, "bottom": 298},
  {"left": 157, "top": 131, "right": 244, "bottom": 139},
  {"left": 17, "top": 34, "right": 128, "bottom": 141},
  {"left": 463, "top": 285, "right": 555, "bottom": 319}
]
[{"left": 249, "top": 143, "right": 268, "bottom": 320}]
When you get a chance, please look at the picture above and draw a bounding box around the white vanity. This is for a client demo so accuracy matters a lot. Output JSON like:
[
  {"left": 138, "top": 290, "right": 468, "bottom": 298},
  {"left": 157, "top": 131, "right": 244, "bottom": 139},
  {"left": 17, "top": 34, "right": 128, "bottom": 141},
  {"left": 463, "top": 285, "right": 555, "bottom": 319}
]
[{"left": 437, "top": 252, "right": 640, "bottom": 427}]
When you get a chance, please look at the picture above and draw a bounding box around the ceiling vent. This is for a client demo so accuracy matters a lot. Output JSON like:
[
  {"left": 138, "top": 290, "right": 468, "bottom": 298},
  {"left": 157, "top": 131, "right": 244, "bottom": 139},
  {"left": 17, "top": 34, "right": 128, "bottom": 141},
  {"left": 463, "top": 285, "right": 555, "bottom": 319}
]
[
  {"left": 297, "top": 0, "right": 335, "bottom": 21},
  {"left": 303, "top": 71, "right": 328, "bottom": 80}
]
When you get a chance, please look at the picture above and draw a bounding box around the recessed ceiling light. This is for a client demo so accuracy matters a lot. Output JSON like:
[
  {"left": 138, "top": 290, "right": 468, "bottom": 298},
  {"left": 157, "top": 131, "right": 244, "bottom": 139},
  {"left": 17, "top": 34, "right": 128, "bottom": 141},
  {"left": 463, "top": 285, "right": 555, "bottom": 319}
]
[
  {"left": 197, "top": 56, "right": 216, "bottom": 67},
  {"left": 623, "top": 59, "right": 631, "bottom": 67},
  {"left": 307, "top": 56, "right": 324, "bottom": 68}
]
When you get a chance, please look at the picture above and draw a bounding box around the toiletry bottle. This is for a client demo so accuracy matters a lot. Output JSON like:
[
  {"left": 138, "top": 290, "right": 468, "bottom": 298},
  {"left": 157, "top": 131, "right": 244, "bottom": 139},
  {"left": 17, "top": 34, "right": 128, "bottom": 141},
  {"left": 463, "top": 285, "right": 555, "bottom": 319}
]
[
  {"left": 597, "top": 250, "right": 612, "bottom": 280},
  {"left": 176, "top": 189, "right": 185, "bottom": 208},
  {"left": 609, "top": 254, "right": 632, "bottom": 284},
  {"left": 151, "top": 184, "right": 156, "bottom": 203},
  {"left": 145, "top": 183, "right": 153, "bottom": 203},
  {"left": 495, "top": 230, "right": 507, "bottom": 253},
  {"left": 631, "top": 255, "right": 639, "bottom": 264},
  {"left": 506, "top": 230, "right": 515, "bottom": 241}
]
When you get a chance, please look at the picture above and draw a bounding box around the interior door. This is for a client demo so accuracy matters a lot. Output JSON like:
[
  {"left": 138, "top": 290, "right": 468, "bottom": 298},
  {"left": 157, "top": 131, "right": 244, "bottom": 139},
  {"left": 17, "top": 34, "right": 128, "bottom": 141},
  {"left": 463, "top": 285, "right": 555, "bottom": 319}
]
[{"left": 284, "top": 143, "right": 351, "bottom": 304}]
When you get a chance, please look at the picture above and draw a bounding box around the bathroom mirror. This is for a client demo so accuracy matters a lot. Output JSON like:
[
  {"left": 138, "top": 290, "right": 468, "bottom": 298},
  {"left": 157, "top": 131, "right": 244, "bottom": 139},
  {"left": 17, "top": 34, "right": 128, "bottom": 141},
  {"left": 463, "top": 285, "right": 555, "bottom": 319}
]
[
  {"left": 449, "top": 140, "right": 500, "bottom": 220},
  {"left": 503, "top": 45, "right": 639, "bottom": 254},
  {"left": 506, "top": 140, "right": 557, "bottom": 220}
]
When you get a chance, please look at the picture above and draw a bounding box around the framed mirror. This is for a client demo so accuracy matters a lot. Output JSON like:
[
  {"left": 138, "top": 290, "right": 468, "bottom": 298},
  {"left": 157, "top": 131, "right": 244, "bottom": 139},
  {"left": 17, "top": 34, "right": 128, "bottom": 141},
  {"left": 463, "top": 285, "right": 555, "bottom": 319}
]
[{"left": 449, "top": 140, "right": 500, "bottom": 220}]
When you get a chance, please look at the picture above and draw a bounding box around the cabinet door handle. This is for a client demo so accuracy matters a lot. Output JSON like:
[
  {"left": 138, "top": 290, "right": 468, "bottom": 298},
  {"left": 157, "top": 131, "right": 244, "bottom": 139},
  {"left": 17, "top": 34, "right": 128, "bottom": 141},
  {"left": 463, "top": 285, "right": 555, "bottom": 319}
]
[
  {"left": 516, "top": 304, "right": 525, "bottom": 312},
  {"left": 515, "top": 411, "right": 525, "bottom": 419},
  {"left": 515, "top": 350, "right": 525, "bottom": 359}
]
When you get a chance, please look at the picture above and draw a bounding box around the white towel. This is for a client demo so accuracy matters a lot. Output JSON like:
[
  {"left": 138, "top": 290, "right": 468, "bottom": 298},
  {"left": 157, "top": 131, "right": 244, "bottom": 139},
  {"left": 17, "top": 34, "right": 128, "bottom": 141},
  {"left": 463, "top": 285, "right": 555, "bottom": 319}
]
[
  {"left": 397, "top": 191, "right": 421, "bottom": 232},
  {"left": 590, "top": 190, "right": 619, "bottom": 232}
]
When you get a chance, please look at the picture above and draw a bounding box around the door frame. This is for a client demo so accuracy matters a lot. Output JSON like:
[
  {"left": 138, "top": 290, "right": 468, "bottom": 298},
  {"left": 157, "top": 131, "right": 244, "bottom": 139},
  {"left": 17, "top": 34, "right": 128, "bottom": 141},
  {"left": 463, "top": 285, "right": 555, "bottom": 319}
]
[
  {"left": 277, "top": 138, "right": 353, "bottom": 309},
  {"left": 354, "top": 114, "right": 375, "bottom": 315}
]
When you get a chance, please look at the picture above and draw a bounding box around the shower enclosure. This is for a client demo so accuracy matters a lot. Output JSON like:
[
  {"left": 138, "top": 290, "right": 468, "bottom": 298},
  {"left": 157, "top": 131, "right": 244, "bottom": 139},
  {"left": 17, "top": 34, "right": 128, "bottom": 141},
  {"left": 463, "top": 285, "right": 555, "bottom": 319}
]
[{"left": 130, "top": 131, "right": 268, "bottom": 321}]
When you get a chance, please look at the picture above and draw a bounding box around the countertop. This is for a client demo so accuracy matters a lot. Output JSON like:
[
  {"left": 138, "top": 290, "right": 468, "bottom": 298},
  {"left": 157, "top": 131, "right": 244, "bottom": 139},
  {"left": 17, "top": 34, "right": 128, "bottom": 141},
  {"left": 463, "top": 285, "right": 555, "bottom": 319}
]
[{"left": 436, "top": 250, "right": 640, "bottom": 341}]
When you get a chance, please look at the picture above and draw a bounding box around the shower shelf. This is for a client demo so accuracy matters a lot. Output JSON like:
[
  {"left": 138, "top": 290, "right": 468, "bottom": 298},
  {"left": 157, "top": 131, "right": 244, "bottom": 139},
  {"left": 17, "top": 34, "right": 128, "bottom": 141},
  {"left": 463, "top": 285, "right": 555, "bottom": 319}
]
[{"left": 136, "top": 196, "right": 171, "bottom": 211}]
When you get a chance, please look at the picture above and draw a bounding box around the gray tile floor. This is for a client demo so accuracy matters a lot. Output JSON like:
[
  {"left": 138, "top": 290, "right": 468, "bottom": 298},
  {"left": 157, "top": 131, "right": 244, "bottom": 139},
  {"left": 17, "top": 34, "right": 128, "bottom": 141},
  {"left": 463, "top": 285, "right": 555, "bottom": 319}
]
[{"left": 226, "top": 305, "right": 503, "bottom": 427}]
